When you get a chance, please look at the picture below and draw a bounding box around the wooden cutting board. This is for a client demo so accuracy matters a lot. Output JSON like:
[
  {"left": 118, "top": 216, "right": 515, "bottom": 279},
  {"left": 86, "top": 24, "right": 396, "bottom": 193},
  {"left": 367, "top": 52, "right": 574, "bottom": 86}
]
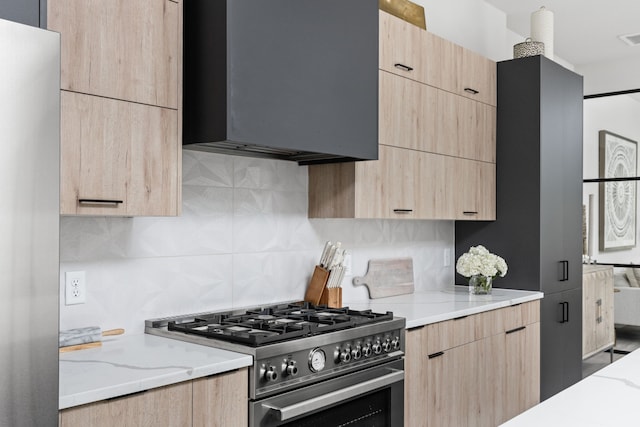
[{"left": 353, "top": 258, "right": 414, "bottom": 298}]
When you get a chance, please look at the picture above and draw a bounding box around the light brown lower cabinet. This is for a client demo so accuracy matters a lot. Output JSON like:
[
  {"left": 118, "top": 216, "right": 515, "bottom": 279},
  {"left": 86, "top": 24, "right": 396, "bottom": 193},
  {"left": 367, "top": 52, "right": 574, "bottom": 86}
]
[
  {"left": 582, "top": 265, "right": 614, "bottom": 359},
  {"left": 405, "top": 302, "right": 540, "bottom": 427},
  {"left": 59, "top": 368, "right": 248, "bottom": 427},
  {"left": 193, "top": 369, "right": 249, "bottom": 427},
  {"left": 59, "top": 381, "right": 192, "bottom": 427}
]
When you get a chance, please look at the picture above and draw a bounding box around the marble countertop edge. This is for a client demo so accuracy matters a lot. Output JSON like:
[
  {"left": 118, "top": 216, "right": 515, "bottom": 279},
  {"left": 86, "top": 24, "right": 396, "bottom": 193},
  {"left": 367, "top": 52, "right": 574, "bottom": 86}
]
[{"left": 59, "top": 334, "right": 252, "bottom": 410}]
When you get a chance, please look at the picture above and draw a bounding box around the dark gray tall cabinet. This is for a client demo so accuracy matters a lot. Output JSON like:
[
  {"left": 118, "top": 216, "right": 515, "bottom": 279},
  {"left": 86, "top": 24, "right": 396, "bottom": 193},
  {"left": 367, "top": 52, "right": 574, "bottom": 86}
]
[{"left": 455, "top": 55, "right": 583, "bottom": 401}]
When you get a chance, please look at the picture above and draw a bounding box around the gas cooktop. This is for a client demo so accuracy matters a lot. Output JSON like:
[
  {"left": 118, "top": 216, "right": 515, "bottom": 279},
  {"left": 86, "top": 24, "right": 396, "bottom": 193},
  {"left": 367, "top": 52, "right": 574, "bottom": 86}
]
[
  {"left": 164, "top": 302, "right": 394, "bottom": 347},
  {"left": 146, "top": 302, "right": 405, "bottom": 401}
]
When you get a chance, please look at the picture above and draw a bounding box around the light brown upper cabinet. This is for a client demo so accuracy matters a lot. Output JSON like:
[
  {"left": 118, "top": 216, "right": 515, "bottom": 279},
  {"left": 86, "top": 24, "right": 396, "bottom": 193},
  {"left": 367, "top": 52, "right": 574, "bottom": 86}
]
[
  {"left": 60, "top": 92, "right": 180, "bottom": 216},
  {"left": 308, "top": 145, "right": 495, "bottom": 220},
  {"left": 49, "top": 0, "right": 182, "bottom": 216},
  {"left": 379, "top": 9, "right": 427, "bottom": 83},
  {"left": 380, "top": 71, "right": 495, "bottom": 163},
  {"left": 48, "top": 0, "right": 179, "bottom": 109},
  {"left": 380, "top": 10, "right": 496, "bottom": 108},
  {"left": 424, "top": 32, "right": 497, "bottom": 107},
  {"left": 309, "top": 11, "right": 496, "bottom": 220}
]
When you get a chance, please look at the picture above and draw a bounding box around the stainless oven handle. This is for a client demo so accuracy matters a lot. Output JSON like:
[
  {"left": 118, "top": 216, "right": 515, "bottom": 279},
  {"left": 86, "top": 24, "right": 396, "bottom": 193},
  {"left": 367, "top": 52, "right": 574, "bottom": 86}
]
[{"left": 261, "top": 368, "right": 404, "bottom": 422}]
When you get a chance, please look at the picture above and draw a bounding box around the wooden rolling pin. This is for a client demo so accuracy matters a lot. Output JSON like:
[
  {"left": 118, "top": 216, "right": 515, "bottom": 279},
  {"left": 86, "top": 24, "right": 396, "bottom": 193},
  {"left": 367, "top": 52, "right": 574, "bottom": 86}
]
[{"left": 59, "top": 327, "right": 125, "bottom": 353}]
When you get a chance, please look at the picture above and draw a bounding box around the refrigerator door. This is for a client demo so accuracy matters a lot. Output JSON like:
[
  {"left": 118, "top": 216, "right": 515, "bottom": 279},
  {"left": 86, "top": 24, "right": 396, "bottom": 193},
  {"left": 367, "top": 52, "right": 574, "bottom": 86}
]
[{"left": 0, "top": 19, "right": 60, "bottom": 426}]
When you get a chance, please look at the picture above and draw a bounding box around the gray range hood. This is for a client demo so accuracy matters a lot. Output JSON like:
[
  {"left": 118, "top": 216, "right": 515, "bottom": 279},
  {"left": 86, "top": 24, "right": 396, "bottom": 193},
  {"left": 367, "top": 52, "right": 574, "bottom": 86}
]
[{"left": 182, "top": 0, "right": 379, "bottom": 165}]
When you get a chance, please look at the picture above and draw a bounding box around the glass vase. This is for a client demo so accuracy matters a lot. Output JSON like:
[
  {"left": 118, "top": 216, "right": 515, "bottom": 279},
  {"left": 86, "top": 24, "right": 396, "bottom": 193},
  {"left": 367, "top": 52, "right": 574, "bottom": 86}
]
[{"left": 469, "top": 274, "right": 492, "bottom": 295}]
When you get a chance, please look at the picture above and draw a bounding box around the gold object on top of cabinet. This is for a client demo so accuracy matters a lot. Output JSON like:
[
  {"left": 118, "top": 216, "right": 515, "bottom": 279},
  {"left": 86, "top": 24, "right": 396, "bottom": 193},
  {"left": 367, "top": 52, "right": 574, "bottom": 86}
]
[{"left": 379, "top": 0, "right": 426, "bottom": 29}]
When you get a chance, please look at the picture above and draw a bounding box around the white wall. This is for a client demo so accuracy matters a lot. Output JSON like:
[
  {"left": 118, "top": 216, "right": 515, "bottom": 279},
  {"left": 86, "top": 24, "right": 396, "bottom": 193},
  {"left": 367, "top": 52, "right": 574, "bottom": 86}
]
[
  {"left": 577, "top": 57, "right": 640, "bottom": 96},
  {"left": 583, "top": 95, "right": 640, "bottom": 264},
  {"left": 60, "top": 151, "right": 454, "bottom": 333}
]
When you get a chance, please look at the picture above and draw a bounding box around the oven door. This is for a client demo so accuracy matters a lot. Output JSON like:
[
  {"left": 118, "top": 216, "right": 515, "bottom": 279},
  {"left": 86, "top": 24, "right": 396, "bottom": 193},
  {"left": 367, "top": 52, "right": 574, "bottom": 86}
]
[{"left": 250, "top": 359, "right": 403, "bottom": 427}]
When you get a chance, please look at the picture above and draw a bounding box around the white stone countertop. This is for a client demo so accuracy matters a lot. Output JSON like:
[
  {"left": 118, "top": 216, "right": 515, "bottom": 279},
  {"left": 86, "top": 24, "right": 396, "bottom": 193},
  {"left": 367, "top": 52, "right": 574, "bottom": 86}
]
[
  {"left": 345, "top": 286, "right": 544, "bottom": 329},
  {"left": 59, "top": 287, "right": 541, "bottom": 410},
  {"left": 501, "top": 347, "right": 640, "bottom": 426},
  {"left": 59, "top": 333, "right": 252, "bottom": 410}
]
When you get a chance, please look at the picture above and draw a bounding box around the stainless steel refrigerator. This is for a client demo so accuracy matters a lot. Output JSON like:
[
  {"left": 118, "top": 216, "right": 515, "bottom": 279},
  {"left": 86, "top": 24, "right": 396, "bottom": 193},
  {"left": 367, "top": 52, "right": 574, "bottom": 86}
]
[{"left": 0, "top": 19, "right": 60, "bottom": 426}]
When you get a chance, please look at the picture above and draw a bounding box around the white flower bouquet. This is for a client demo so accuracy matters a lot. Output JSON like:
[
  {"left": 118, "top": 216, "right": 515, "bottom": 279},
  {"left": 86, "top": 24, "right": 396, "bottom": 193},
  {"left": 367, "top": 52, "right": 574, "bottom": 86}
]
[{"left": 456, "top": 245, "right": 507, "bottom": 294}]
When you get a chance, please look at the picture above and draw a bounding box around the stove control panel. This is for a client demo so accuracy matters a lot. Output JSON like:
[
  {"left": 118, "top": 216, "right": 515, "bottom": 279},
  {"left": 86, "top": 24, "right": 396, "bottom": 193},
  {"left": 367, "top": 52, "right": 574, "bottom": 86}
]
[{"left": 254, "top": 328, "right": 405, "bottom": 395}]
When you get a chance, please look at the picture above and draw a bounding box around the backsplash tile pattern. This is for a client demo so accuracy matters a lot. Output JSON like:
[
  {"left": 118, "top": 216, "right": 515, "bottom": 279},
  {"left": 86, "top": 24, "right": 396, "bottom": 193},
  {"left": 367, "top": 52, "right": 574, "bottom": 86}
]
[{"left": 60, "top": 150, "right": 454, "bottom": 333}]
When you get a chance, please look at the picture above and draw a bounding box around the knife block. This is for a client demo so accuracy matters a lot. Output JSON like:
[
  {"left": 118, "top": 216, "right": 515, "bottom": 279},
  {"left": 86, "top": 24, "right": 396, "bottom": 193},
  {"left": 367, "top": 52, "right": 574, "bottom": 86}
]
[
  {"left": 304, "top": 265, "right": 330, "bottom": 305},
  {"left": 320, "top": 287, "right": 342, "bottom": 308}
]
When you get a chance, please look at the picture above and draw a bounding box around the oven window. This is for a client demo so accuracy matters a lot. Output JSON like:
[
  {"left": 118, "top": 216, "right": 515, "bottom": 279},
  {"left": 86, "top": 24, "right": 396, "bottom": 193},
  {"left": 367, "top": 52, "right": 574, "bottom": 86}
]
[{"left": 281, "top": 389, "right": 390, "bottom": 427}]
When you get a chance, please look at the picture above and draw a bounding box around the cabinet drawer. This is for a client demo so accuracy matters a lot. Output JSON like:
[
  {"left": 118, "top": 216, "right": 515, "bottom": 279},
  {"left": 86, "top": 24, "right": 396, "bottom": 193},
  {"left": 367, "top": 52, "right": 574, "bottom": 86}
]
[
  {"left": 423, "top": 315, "right": 475, "bottom": 355},
  {"left": 475, "top": 301, "right": 540, "bottom": 339}
]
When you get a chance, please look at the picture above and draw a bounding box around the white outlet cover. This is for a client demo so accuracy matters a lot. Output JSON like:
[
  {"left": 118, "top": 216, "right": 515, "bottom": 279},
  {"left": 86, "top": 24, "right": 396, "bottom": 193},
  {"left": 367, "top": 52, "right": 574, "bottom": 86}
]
[{"left": 65, "top": 271, "right": 86, "bottom": 305}]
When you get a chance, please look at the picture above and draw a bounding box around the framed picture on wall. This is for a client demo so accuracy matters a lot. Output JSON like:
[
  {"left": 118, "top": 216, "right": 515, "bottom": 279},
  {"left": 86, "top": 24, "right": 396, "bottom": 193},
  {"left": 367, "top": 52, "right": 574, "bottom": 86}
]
[{"left": 599, "top": 130, "right": 638, "bottom": 251}]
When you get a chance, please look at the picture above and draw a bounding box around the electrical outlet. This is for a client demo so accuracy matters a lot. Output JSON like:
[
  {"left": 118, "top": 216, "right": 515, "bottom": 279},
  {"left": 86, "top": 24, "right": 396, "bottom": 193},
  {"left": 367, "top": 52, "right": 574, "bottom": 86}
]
[{"left": 65, "top": 271, "right": 86, "bottom": 305}]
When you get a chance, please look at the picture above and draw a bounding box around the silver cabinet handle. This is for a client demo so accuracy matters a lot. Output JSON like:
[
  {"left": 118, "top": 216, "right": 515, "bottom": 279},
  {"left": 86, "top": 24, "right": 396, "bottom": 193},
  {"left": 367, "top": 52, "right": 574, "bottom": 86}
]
[{"left": 261, "top": 368, "right": 404, "bottom": 421}]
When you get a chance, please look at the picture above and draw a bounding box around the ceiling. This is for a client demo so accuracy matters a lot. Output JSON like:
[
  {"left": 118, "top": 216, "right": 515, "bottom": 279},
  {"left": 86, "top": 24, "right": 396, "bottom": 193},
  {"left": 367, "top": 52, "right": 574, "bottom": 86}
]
[{"left": 484, "top": 0, "right": 640, "bottom": 67}]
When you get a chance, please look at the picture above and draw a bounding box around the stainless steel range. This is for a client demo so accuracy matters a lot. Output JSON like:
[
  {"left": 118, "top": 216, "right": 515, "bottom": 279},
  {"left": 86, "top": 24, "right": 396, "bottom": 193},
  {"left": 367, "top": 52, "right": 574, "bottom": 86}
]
[{"left": 146, "top": 302, "right": 405, "bottom": 426}]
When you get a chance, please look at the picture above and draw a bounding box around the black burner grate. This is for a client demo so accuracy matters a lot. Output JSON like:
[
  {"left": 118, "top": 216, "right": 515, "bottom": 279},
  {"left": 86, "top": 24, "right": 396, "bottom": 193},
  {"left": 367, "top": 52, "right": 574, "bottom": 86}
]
[{"left": 167, "top": 303, "right": 393, "bottom": 347}]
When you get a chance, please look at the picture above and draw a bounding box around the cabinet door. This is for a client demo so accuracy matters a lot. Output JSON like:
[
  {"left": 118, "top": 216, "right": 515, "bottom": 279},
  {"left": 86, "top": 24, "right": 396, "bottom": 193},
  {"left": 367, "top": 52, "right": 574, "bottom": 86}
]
[
  {"left": 405, "top": 325, "right": 478, "bottom": 427},
  {"left": 582, "top": 274, "right": 598, "bottom": 357},
  {"left": 379, "top": 71, "right": 436, "bottom": 153},
  {"left": 423, "top": 344, "right": 476, "bottom": 427},
  {"left": 355, "top": 145, "right": 417, "bottom": 219},
  {"left": 380, "top": 72, "right": 495, "bottom": 165},
  {"left": 458, "top": 48, "right": 497, "bottom": 106},
  {"left": 193, "top": 369, "right": 248, "bottom": 427},
  {"left": 60, "top": 92, "right": 128, "bottom": 215},
  {"left": 540, "top": 289, "right": 582, "bottom": 400},
  {"left": 424, "top": 33, "right": 496, "bottom": 107},
  {"left": 48, "top": 0, "right": 179, "bottom": 109},
  {"left": 61, "top": 91, "right": 179, "bottom": 216},
  {"left": 502, "top": 322, "right": 541, "bottom": 422},
  {"left": 379, "top": 11, "right": 426, "bottom": 83},
  {"left": 597, "top": 271, "right": 615, "bottom": 353},
  {"left": 583, "top": 267, "right": 615, "bottom": 358},
  {"left": 59, "top": 382, "right": 192, "bottom": 427},
  {"left": 404, "top": 328, "right": 426, "bottom": 425},
  {"left": 453, "top": 158, "right": 496, "bottom": 221}
]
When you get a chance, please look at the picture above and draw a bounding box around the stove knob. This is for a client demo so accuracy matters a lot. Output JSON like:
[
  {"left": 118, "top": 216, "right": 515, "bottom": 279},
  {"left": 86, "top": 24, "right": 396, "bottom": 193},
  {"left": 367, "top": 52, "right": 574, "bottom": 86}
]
[
  {"left": 351, "top": 346, "right": 362, "bottom": 360},
  {"left": 340, "top": 350, "right": 352, "bottom": 363},
  {"left": 285, "top": 361, "right": 298, "bottom": 376},
  {"left": 391, "top": 337, "right": 401, "bottom": 350},
  {"left": 362, "top": 344, "right": 373, "bottom": 357},
  {"left": 264, "top": 367, "right": 278, "bottom": 382},
  {"left": 372, "top": 341, "right": 382, "bottom": 355},
  {"left": 382, "top": 339, "right": 392, "bottom": 353}
]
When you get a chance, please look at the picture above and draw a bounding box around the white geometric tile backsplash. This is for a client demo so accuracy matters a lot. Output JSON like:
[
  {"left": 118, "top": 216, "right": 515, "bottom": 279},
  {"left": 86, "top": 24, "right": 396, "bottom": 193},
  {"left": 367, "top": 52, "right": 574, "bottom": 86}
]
[{"left": 60, "top": 150, "right": 455, "bottom": 333}]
